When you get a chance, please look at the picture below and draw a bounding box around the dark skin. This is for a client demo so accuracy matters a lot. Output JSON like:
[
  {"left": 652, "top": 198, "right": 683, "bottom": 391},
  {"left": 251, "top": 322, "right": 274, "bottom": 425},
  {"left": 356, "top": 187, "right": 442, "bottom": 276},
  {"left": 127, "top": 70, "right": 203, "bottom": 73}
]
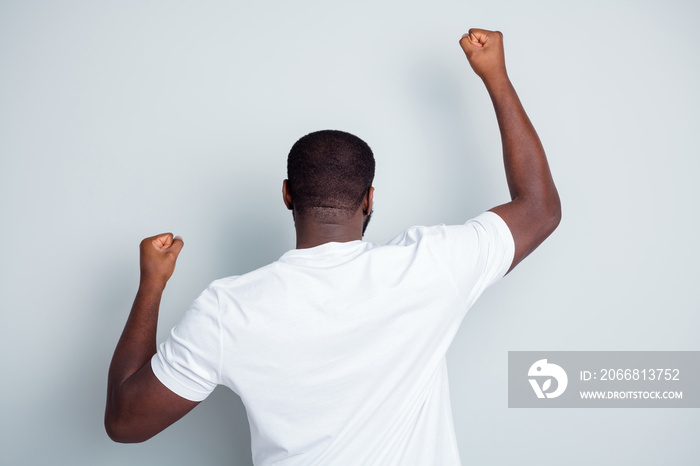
[
  {"left": 460, "top": 28, "right": 561, "bottom": 273},
  {"left": 282, "top": 181, "right": 375, "bottom": 249},
  {"left": 104, "top": 234, "right": 199, "bottom": 443},
  {"left": 105, "top": 28, "right": 560, "bottom": 443}
]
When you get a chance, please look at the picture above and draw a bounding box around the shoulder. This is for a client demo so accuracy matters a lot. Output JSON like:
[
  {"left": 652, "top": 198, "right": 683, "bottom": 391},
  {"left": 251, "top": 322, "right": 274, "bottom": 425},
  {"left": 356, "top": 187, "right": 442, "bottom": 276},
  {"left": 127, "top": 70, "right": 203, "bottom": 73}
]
[
  {"left": 386, "top": 211, "right": 512, "bottom": 248},
  {"left": 386, "top": 212, "right": 514, "bottom": 287},
  {"left": 385, "top": 224, "right": 450, "bottom": 247},
  {"left": 203, "top": 260, "right": 288, "bottom": 305},
  {"left": 207, "top": 260, "right": 283, "bottom": 291},
  {"left": 466, "top": 211, "right": 514, "bottom": 246}
]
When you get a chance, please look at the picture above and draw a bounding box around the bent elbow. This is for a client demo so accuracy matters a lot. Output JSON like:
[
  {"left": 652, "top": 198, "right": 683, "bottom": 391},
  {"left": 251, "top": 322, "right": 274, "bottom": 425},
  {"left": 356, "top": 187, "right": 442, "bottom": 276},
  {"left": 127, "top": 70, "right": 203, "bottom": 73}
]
[
  {"left": 105, "top": 418, "right": 129, "bottom": 444},
  {"left": 105, "top": 424, "right": 148, "bottom": 444},
  {"left": 548, "top": 196, "right": 562, "bottom": 232},
  {"left": 540, "top": 185, "right": 561, "bottom": 234},
  {"left": 104, "top": 412, "right": 149, "bottom": 444},
  {"left": 532, "top": 191, "right": 561, "bottom": 240},
  {"left": 105, "top": 416, "right": 125, "bottom": 443}
]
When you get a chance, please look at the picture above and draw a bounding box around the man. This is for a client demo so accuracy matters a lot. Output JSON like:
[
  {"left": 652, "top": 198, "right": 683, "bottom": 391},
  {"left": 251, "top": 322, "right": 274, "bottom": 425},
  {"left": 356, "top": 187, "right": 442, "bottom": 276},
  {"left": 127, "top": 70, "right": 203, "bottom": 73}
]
[{"left": 105, "top": 28, "right": 561, "bottom": 464}]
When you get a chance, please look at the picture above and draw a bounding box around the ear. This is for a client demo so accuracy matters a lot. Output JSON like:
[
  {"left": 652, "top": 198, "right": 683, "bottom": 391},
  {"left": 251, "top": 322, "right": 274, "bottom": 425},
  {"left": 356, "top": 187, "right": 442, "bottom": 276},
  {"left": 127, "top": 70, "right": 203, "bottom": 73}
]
[
  {"left": 282, "top": 180, "right": 294, "bottom": 210},
  {"left": 363, "top": 187, "right": 374, "bottom": 214}
]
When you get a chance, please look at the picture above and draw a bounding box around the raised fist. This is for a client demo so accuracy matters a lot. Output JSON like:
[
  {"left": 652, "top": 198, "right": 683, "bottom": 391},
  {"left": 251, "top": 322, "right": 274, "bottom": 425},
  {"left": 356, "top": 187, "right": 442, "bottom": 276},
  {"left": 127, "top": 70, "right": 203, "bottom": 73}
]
[
  {"left": 459, "top": 28, "right": 507, "bottom": 82},
  {"left": 139, "top": 233, "right": 184, "bottom": 288}
]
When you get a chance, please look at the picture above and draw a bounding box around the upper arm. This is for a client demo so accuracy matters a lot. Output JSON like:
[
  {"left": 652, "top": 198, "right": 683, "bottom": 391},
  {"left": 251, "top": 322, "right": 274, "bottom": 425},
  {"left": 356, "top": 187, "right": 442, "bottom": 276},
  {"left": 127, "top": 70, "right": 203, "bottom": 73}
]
[
  {"left": 105, "top": 362, "right": 200, "bottom": 443},
  {"left": 420, "top": 213, "right": 514, "bottom": 305},
  {"left": 489, "top": 196, "right": 561, "bottom": 274}
]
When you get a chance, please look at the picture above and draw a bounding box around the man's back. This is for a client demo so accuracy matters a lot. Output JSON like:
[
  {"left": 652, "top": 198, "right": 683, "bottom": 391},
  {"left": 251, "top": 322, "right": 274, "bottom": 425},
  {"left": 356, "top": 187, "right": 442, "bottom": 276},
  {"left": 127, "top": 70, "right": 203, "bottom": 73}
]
[
  {"left": 105, "top": 28, "right": 560, "bottom": 465},
  {"left": 152, "top": 212, "right": 514, "bottom": 464}
]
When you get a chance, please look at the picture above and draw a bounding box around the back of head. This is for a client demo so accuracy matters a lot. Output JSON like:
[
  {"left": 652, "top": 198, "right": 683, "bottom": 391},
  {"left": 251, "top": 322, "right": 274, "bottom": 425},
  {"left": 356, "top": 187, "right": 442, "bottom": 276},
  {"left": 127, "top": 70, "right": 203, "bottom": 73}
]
[{"left": 287, "top": 130, "right": 375, "bottom": 223}]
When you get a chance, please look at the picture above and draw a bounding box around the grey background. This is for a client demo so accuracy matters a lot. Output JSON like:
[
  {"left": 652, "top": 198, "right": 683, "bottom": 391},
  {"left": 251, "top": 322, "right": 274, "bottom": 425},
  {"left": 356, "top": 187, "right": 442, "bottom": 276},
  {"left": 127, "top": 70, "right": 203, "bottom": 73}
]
[{"left": 1, "top": 0, "right": 698, "bottom": 465}]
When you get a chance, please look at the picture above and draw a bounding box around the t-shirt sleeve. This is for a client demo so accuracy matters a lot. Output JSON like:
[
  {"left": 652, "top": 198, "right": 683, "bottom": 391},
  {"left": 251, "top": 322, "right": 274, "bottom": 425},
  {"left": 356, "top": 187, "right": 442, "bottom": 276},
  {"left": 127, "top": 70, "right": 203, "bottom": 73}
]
[
  {"left": 151, "top": 284, "right": 222, "bottom": 402},
  {"left": 429, "top": 211, "right": 515, "bottom": 306}
]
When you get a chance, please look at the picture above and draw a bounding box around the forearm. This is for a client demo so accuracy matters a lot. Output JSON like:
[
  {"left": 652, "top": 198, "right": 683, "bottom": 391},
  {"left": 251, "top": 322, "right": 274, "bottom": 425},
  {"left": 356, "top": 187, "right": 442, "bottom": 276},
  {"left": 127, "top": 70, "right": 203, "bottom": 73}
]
[
  {"left": 105, "top": 280, "right": 198, "bottom": 443},
  {"left": 108, "top": 283, "right": 162, "bottom": 381},
  {"left": 484, "top": 74, "right": 559, "bottom": 213},
  {"left": 106, "top": 281, "right": 163, "bottom": 423}
]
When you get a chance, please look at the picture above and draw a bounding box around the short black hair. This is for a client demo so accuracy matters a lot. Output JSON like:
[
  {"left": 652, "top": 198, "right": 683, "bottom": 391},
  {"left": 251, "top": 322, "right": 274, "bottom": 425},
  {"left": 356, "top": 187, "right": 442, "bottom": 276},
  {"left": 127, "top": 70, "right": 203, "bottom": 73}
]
[{"left": 287, "top": 130, "right": 375, "bottom": 222}]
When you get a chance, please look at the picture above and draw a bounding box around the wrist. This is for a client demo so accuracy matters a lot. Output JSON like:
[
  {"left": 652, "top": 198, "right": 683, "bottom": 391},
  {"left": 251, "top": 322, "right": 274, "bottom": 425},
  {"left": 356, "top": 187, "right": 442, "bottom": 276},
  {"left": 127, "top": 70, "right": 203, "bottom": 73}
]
[
  {"left": 481, "top": 70, "right": 510, "bottom": 89},
  {"left": 138, "top": 276, "right": 167, "bottom": 293},
  {"left": 483, "top": 73, "right": 514, "bottom": 101}
]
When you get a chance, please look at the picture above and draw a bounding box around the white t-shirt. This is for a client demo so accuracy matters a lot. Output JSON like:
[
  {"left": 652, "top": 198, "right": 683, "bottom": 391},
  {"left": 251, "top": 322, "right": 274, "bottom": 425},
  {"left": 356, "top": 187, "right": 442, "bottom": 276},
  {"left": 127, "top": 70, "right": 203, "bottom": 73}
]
[{"left": 152, "top": 211, "right": 514, "bottom": 465}]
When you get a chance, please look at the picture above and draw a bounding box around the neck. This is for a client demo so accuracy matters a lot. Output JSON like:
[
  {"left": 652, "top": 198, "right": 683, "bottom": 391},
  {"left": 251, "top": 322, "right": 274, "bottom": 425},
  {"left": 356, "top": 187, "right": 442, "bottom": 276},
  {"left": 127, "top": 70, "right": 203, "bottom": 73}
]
[{"left": 293, "top": 209, "right": 366, "bottom": 249}]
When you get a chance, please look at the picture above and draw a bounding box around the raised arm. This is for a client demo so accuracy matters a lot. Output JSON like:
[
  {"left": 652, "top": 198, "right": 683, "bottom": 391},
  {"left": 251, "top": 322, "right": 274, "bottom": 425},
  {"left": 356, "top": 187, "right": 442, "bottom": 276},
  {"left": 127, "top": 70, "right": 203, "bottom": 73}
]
[
  {"left": 460, "top": 29, "right": 561, "bottom": 273},
  {"left": 105, "top": 233, "right": 199, "bottom": 443}
]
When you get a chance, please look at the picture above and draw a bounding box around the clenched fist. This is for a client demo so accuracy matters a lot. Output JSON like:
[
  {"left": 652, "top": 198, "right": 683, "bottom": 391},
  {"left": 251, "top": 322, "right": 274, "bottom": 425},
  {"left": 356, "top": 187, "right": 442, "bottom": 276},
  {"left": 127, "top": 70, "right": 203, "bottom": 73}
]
[
  {"left": 459, "top": 28, "right": 507, "bottom": 83},
  {"left": 139, "top": 233, "right": 184, "bottom": 289}
]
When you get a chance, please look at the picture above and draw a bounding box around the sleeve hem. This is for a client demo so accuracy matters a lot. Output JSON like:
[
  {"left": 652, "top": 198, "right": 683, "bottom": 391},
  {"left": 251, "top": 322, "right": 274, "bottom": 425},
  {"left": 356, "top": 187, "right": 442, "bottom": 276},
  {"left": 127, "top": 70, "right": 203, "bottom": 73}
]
[
  {"left": 480, "top": 210, "right": 515, "bottom": 280},
  {"left": 150, "top": 354, "right": 212, "bottom": 402}
]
